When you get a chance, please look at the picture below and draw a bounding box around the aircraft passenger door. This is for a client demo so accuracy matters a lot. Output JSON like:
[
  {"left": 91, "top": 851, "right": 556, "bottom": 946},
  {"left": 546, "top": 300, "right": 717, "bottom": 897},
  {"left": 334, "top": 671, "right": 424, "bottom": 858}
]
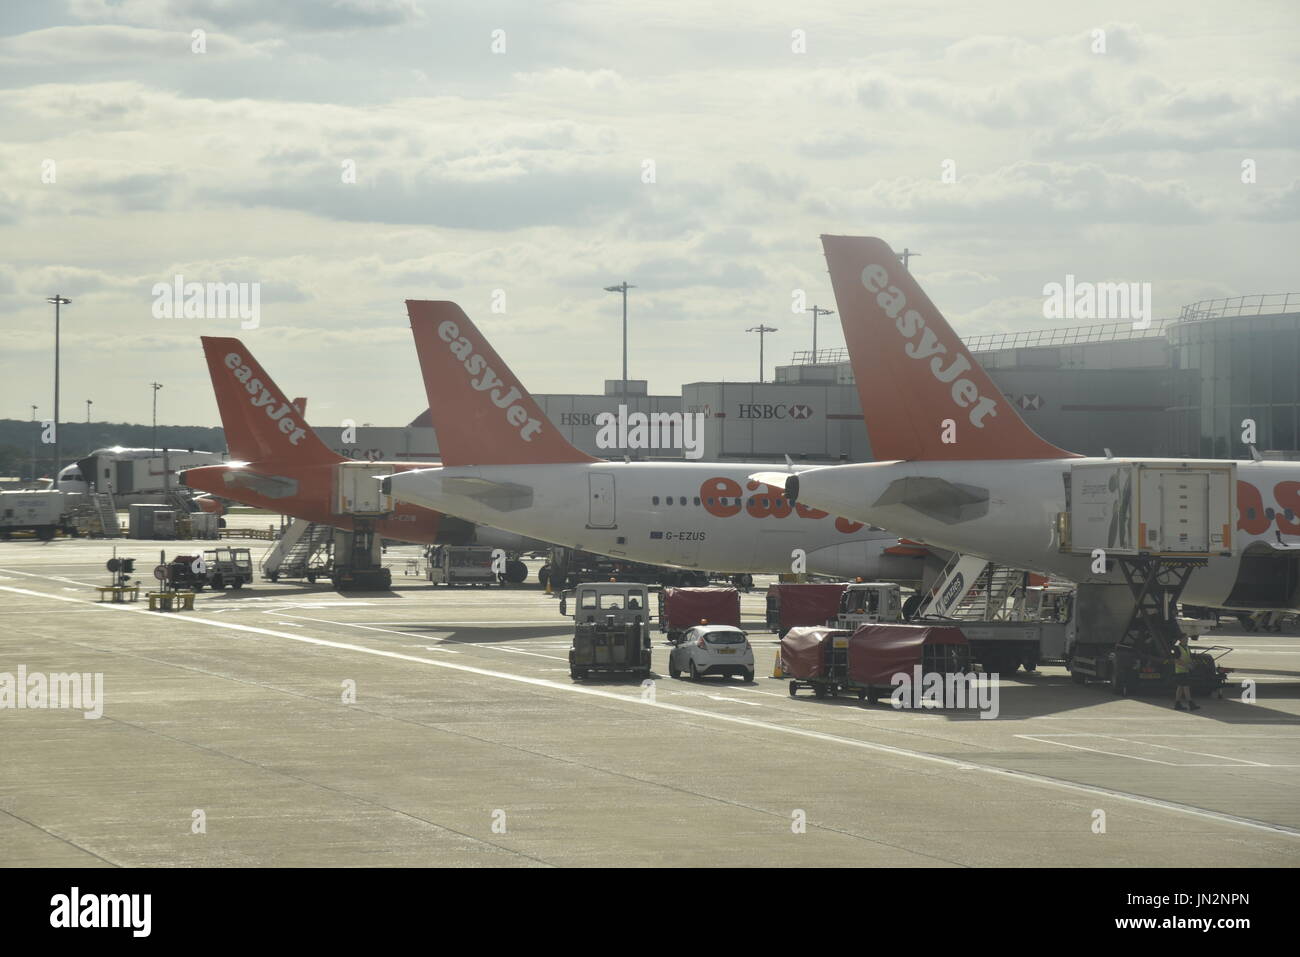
[{"left": 588, "top": 473, "right": 616, "bottom": 528}]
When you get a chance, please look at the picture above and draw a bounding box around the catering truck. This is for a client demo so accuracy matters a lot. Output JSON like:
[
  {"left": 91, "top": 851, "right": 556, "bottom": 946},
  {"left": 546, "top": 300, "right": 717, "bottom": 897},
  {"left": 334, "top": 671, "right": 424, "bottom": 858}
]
[{"left": 0, "top": 489, "right": 70, "bottom": 540}]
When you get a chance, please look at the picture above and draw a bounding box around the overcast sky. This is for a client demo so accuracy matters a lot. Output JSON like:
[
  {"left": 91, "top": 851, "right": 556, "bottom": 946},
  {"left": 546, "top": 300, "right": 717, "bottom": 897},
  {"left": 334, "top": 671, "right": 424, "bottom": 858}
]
[{"left": 1, "top": 0, "right": 1297, "bottom": 430}]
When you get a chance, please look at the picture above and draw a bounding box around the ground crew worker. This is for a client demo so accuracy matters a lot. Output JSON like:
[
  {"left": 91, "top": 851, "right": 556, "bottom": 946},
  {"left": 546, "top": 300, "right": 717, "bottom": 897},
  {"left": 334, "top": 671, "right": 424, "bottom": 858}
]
[{"left": 1173, "top": 634, "right": 1200, "bottom": 711}]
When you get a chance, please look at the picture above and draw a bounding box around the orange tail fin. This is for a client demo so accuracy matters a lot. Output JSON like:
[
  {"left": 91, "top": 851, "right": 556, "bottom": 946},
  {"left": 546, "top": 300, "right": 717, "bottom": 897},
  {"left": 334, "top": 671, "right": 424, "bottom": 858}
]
[
  {"left": 201, "top": 337, "right": 343, "bottom": 465},
  {"left": 406, "top": 301, "right": 598, "bottom": 466},
  {"left": 821, "top": 235, "right": 1078, "bottom": 461}
]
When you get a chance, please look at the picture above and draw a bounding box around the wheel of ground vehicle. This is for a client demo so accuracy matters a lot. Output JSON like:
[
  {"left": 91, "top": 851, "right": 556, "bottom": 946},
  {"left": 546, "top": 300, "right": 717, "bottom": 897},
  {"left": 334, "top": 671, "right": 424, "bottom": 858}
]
[
  {"left": 230, "top": 579, "right": 243, "bottom": 590},
  {"left": 306, "top": 572, "right": 317, "bottom": 583},
  {"left": 788, "top": 681, "right": 799, "bottom": 697},
  {"left": 1237, "top": 613, "right": 1258, "bottom": 632},
  {"left": 857, "top": 688, "right": 868, "bottom": 701},
  {"left": 902, "top": 594, "right": 923, "bottom": 620},
  {"left": 689, "top": 660, "right": 700, "bottom": 681},
  {"left": 211, "top": 576, "right": 226, "bottom": 590},
  {"left": 266, "top": 571, "right": 279, "bottom": 583},
  {"left": 669, "top": 657, "right": 681, "bottom": 679},
  {"left": 569, "top": 668, "right": 586, "bottom": 680},
  {"left": 1070, "top": 670, "right": 1087, "bottom": 685},
  {"left": 813, "top": 683, "right": 828, "bottom": 699},
  {"left": 192, "top": 583, "right": 204, "bottom": 592},
  {"left": 741, "top": 668, "right": 754, "bottom": 683},
  {"left": 36, "top": 526, "right": 55, "bottom": 541},
  {"left": 504, "top": 559, "right": 528, "bottom": 584}
]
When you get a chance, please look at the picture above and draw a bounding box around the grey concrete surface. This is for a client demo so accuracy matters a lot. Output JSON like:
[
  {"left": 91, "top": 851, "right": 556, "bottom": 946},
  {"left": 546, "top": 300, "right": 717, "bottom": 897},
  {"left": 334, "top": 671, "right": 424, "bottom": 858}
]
[{"left": 1, "top": 534, "right": 1298, "bottom": 867}]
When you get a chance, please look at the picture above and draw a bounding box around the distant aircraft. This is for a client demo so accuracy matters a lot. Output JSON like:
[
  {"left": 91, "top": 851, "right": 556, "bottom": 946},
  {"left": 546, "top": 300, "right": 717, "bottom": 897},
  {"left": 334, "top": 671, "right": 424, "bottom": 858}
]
[
  {"left": 380, "top": 300, "right": 943, "bottom": 583},
  {"left": 180, "top": 337, "right": 532, "bottom": 553}
]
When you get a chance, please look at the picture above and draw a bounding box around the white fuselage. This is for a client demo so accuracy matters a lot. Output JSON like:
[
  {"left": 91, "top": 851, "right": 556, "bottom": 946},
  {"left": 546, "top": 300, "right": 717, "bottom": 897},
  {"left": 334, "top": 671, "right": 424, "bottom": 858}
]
[
  {"left": 386, "top": 461, "right": 933, "bottom": 581},
  {"left": 783, "top": 456, "right": 1300, "bottom": 609}
]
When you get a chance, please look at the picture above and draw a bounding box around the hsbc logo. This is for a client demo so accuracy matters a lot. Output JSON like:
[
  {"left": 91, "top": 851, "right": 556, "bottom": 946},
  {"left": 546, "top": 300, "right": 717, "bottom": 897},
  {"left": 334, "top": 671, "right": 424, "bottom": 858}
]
[
  {"left": 1016, "top": 394, "right": 1042, "bottom": 411},
  {"left": 561, "top": 412, "right": 600, "bottom": 426},
  {"left": 737, "top": 403, "right": 815, "bottom": 420}
]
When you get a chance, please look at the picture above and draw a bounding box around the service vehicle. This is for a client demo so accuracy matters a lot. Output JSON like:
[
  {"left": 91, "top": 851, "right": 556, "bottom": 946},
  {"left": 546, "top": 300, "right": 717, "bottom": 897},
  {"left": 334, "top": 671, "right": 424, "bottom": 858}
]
[
  {"left": 167, "top": 548, "right": 253, "bottom": 591},
  {"left": 832, "top": 582, "right": 903, "bottom": 630},
  {"left": 667, "top": 623, "right": 755, "bottom": 682},
  {"left": 0, "top": 489, "right": 70, "bottom": 540},
  {"left": 201, "top": 546, "right": 254, "bottom": 590},
  {"left": 426, "top": 545, "right": 501, "bottom": 587},
  {"left": 765, "top": 582, "right": 847, "bottom": 637},
  {"left": 785, "top": 623, "right": 973, "bottom": 703},
  {"left": 658, "top": 586, "right": 740, "bottom": 642},
  {"left": 561, "top": 581, "right": 653, "bottom": 679}
]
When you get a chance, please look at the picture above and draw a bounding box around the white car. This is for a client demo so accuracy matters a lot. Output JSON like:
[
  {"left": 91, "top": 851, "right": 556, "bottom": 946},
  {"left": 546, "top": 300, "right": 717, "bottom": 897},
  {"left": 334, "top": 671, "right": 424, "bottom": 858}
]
[{"left": 667, "top": 625, "right": 755, "bottom": 682}]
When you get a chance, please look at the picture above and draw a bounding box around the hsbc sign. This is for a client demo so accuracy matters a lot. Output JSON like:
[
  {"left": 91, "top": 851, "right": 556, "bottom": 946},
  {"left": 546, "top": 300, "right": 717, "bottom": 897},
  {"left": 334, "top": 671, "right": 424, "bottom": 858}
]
[{"left": 737, "top": 403, "right": 815, "bottom": 420}]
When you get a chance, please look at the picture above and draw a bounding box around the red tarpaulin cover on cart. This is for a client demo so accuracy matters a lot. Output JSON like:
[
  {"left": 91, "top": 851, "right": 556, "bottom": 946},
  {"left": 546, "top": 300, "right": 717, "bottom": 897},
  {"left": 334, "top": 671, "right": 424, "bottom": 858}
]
[
  {"left": 780, "top": 627, "right": 847, "bottom": 679},
  {"left": 847, "top": 624, "right": 969, "bottom": 686},
  {"left": 662, "top": 587, "right": 740, "bottom": 630},
  {"left": 770, "top": 583, "right": 846, "bottom": 631}
]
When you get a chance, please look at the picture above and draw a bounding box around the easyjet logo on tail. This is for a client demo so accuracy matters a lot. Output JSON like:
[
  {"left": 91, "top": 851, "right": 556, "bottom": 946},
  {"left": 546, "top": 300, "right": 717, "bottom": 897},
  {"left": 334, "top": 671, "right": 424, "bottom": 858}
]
[
  {"left": 223, "top": 352, "right": 307, "bottom": 445},
  {"left": 437, "top": 320, "right": 544, "bottom": 442},
  {"left": 860, "top": 263, "right": 998, "bottom": 429}
]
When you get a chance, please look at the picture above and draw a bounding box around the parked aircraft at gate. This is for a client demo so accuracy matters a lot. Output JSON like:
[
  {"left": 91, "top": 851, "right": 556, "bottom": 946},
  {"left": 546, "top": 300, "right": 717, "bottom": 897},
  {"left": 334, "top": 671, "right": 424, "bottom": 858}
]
[
  {"left": 382, "top": 301, "right": 940, "bottom": 583},
  {"left": 180, "top": 337, "right": 529, "bottom": 552},
  {"left": 752, "top": 235, "right": 1300, "bottom": 613}
]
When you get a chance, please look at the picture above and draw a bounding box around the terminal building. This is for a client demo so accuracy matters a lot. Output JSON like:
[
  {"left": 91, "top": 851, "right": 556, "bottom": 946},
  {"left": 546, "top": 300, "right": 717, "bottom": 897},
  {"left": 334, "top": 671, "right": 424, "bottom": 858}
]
[{"left": 309, "top": 294, "right": 1300, "bottom": 466}]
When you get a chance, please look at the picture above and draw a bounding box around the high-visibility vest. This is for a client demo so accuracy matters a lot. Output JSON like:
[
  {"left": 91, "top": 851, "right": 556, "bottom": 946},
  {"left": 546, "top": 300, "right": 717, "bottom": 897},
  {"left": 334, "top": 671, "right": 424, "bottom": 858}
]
[{"left": 1174, "top": 645, "right": 1192, "bottom": 674}]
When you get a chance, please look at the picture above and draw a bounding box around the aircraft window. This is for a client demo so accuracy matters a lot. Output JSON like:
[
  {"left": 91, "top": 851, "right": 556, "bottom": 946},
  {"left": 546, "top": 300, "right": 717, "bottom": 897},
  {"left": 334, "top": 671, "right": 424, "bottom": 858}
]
[
  {"left": 679, "top": 497, "right": 686, "bottom": 506},
  {"left": 599, "top": 594, "right": 625, "bottom": 610},
  {"left": 665, "top": 497, "right": 672, "bottom": 506},
  {"left": 694, "top": 497, "right": 700, "bottom": 506},
  {"left": 652, "top": 496, "right": 659, "bottom": 505},
  {"left": 1288, "top": 510, "right": 1296, "bottom": 521}
]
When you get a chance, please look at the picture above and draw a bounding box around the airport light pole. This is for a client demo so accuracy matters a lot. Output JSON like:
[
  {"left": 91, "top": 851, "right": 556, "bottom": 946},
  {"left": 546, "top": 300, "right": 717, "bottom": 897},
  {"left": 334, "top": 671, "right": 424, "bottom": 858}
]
[
  {"left": 747, "top": 325, "right": 778, "bottom": 383},
  {"left": 603, "top": 281, "right": 636, "bottom": 399},
  {"left": 30, "top": 405, "right": 38, "bottom": 482},
  {"left": 898, "top": 248, "right": 921, "bottom": 271},
  {"left": 46, "top": 295, "right": 70, "bottom": 483},
  {"left": 809, "top": 305, "right": 834, "bottom": 362},
  {"left": 151, "top": 382, "right": 163, "bottom": 458},
  {"left": 86, "top": 399, "right": 92, "bottom": 424}
]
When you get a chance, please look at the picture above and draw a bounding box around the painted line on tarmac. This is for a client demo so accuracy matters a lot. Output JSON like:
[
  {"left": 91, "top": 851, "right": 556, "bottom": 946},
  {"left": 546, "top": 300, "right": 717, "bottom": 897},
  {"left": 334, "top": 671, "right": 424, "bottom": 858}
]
[{"left": 2, "top": 579, "right": 1298, "bottom": 841}]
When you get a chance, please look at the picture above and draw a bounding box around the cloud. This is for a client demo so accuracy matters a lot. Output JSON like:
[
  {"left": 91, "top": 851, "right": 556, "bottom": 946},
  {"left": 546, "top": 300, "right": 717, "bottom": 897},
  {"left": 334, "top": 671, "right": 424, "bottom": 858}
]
[{"left": 0, "top": 25, "right": 279, "bottom": 64}]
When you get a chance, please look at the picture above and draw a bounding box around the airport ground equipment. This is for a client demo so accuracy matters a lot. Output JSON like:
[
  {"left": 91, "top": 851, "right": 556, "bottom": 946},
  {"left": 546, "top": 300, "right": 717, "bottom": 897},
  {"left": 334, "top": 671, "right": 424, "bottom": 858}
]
[
  {"left": 765, "top": 582, "right": 847, "bottom": 637},
  {"left": 146, "top": 550, "right": 196, "bottom": 611},
  {"left": 560, "top": 581, "right": 653, "bottom": 679},
  {"left": 539, "top": 546, "right": 709, "bottom": 592},
  {"left": 261, "top": 519, "right": 333, "bottom": 582},
  {"left": 67, "top": 491, "right": 121, "bottom": 538},
  {"left": 97, "top": 553, "right": 139, "bottom": 602},
  {"left": 426, "top": 545, "right": 500, "bottom": 586},
  {"left": 199, "top": 547, "right": 253, "bottom": 590},
  {"left": 658, "top": 586, "right": 741, "bottom": 642},
  {"left": 785, "top": 624, "right": 973, "bottom": 703},
  {"left": 1058, "top": 462, "right": 1236, "bottom": 694},
  {"left": 831, "top": 582, "right": 903, "bottom": 631},
  {"left": 0, "top": 489, "right": 71, "bottom": 540}
]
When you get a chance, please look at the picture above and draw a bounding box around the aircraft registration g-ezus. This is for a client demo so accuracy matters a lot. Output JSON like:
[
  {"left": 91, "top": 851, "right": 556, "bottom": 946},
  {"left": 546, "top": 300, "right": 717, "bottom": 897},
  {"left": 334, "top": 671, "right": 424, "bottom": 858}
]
[
  {"left": 179, "top": 336, "right": 531, "bottom": 552},
  {"left": 752, "top": 234, "right": 1300, "bottom": 614},
  {"left": 381, "top": 301, "right": 941, "bottom": 583}
]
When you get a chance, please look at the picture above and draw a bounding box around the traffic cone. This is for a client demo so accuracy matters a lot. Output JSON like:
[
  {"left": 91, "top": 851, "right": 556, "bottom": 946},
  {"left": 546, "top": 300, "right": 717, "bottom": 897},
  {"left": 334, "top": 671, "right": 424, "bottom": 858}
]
[{"left": 771, "top": 650, "right": 785, "bottom": 679}]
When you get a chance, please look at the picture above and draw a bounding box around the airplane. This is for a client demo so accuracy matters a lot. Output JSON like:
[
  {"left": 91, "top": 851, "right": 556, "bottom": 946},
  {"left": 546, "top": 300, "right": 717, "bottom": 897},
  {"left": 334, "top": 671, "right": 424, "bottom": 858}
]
[
  {"left": 751, "top": 235, "right": 1300, "bottom": 615},
  {"left": 379, "top": 300, "right": 946, "bottom": 584},
  {"left": 179, "top": 337, "right": 534, "bottom": 556}
]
